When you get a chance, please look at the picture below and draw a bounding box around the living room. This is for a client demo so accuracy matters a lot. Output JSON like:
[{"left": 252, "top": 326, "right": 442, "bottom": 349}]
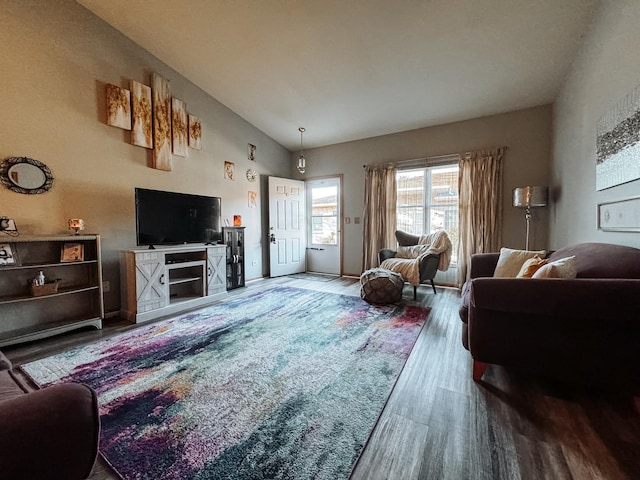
[
  {"left": 1, "top": 0, "right": 639, "bottom": 479},
  {"left": 3, "top": 0, "right": 639, "bottom": 307}
]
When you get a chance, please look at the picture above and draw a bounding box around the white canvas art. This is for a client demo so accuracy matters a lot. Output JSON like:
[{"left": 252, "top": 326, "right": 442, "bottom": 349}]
[{"left": 596, "top": 84, "right": 640, "bottom": 190}]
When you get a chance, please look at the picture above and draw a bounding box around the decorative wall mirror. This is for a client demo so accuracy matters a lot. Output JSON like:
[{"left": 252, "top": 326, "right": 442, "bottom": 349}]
[{"left": 0, "top": 156, "right": 54, "bottom": 194}]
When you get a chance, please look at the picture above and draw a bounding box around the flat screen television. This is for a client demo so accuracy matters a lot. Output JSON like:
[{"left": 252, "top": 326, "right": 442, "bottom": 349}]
[{"left": 135, "top": 188, "right": 222, "bottom": 247}]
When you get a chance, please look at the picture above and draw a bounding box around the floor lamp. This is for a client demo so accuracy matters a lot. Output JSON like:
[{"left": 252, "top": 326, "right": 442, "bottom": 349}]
[{"left": 513, "top": 186, "right": 548, "bottom": 250}]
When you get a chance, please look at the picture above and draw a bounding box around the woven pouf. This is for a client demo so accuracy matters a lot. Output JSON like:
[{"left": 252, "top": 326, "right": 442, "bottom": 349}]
[{"left": 360, "top": 268, "right": 405, "bottom": 304}]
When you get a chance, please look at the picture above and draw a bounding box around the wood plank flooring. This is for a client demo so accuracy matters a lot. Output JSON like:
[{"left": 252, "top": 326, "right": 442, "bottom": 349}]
[{"left": 4, "top": 276, "right": 640, "bottom": 480}]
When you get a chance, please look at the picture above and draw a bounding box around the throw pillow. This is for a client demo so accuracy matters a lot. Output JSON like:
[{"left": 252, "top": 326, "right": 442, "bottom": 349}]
[
  {"left": 396, "top": 244, "right": 430, "bottom": 259},
  {"left": 493, "top": 247, "right": 547, "bottom": 278},
  {"left": 532, "top": 256, "right": 577, "bottom": 279},
  {"left": 516, "top": 255, "right": 547, "bottom": 278}
]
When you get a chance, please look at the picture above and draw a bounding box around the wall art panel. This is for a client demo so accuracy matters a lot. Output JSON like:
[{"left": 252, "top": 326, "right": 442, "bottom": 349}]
[
  {"left": 106, "top": 84, "right": 131, "bottom": 130},
  {"left": 188, "top": 114, "right": 202, "bottom": 150},
  {"left": 596, "top": 84, "right": 640, "bottom": 190},
  {"left": 172, "top": 98, "right": 188, "bottom": 157},
  {"left": 130, "top": 80, "right": 152, "bottom": 148},
  {"left": 152, "top": 73, "right": 172, "bottom": 171}
]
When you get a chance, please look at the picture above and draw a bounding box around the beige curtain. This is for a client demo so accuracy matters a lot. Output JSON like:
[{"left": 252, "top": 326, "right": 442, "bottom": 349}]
[
  {"left": 457, "top": 147, "right": 506, "bottom": 286},
  {"left": 362, "top": 165, "right": 397, "bottom": 271}
]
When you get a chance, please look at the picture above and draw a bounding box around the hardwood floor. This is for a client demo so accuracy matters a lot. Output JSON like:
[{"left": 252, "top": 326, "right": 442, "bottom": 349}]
[{"left": 5, "top": 276, "right": 640, "bottom": 479}]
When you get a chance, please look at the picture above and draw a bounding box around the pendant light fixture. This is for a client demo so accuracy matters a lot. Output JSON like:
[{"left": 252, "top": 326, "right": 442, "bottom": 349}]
[{"left": 297, "top": 127, "right": 306, "bottom": 174}]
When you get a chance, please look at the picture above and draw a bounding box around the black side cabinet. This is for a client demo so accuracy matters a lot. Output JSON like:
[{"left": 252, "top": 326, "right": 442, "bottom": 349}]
[{"left": 222, "top": 226, "right": 245, "bottom": 290}]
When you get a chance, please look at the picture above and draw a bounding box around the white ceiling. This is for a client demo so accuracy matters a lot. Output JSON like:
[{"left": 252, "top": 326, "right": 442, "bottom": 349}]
[{"left": 77, "top": 0, "right": 600, "bottom": 150}]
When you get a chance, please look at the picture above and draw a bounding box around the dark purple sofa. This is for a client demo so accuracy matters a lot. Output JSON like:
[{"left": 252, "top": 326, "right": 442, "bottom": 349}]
[
  {"left": 0, "top": 351, "right": 100, "bottom": 479},
  {"left": 459, "top": 243, "right": 640, "bottom": 390}
]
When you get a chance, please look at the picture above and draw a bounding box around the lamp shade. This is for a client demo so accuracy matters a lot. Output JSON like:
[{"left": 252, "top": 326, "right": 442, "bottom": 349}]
[{"left": 513, "top": 186, "right": 548, "bottom": 208}]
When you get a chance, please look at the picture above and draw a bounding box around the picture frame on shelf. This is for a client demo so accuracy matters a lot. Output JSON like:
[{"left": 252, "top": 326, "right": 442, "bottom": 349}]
[
  {"left": 61, "top": 242, "right": 84, "bottom": 262},
  {"left": 0, "top": 243, "right": 19, "bottom": 266}
]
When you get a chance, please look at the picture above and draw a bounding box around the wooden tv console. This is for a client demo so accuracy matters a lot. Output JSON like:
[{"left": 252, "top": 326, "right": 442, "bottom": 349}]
[{"left": 120, "top": 244, "right": 227, "bottom": 324}]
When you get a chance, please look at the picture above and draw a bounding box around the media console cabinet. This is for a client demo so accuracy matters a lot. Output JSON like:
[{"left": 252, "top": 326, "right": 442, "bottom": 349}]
[
  {"left": 0, "top": 234, "right": 104, "bottom": 347},
  {"left": 120, "top": 244, "right": 227, "bottom": 323}
]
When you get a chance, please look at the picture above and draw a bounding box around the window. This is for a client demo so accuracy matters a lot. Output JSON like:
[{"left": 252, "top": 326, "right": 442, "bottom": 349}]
[
  {"left": 396, "top": 163, "right": 459, "bottom": 264},
  {"left": 310, "top": 185, "right": 338, "bottom": 245}
]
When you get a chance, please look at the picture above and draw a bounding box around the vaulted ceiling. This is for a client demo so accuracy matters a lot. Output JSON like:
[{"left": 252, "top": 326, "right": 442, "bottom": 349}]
[{"left": 77, "top": 0, "right": 600, "bottom": 150}]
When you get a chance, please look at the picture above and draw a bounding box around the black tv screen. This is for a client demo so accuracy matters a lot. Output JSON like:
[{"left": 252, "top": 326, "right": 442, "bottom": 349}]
[{"left": 135, "top": 188, "right": 222, "bottom": 247}]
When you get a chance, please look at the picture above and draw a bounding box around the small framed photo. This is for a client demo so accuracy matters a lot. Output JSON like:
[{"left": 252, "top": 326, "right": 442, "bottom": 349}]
[
  {"left": 224, "top": 161, "right": 235, "bottom": 180},
  {"left": 0, "top": 243, "right": 19, "bottom": 266},
  {"left": 61, "top": 243, "right": 84, "bottom": 262}
]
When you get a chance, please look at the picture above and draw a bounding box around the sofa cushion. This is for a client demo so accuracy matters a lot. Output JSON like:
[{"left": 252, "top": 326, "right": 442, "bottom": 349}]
[
  {"left": 459, "top": 280, "right": 472, "bottom": 323},
  {"left": 548, "top": 243, "right": 640, "bottom": 278},
  {"left": 532, "top": 256, "right": 577, "bottom": 279},
  {"left": 0, "top": 370, "right": 28, "bottom": 402},
  {"left": 0, "top": 351, "right": 12, "bottom": 371},
  {"left": 493, "top": 248, "right": 546, "bottom": 278},
  {"left": 516, "top": 255, "right": 547, "bottom": 278}
]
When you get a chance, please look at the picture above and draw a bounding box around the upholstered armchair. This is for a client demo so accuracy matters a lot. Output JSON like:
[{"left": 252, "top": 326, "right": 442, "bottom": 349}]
[
  {"left": 0, "top": 351, "right": 100, "bottom": 479},
  {"left": 378, "top": 230, "right": 448, "bottom": 299}
]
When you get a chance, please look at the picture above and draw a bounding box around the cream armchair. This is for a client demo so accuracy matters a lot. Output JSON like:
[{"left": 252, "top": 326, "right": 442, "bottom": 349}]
[{"left": 378, "top": 230, "right": 451, "bottom": 299}]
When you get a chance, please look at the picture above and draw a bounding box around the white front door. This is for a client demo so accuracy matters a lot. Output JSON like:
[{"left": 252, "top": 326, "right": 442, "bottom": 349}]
[
  {"left": 306, "top": 177, "right": 341, "bottom": 275},
  {"left": 268, "top": 176, "right": 306, "bottom": 277}
]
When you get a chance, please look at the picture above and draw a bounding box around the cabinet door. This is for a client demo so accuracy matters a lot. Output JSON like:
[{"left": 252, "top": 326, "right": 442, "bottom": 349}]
[
  {"left": 134, "top": 252, "right": 168, "bottom": 312},
  {"left": 206, "top": 246, "right": 226, "bottom": 295},
  {"left": 234, "top": 229, "right": 244, "bottom": 258}
]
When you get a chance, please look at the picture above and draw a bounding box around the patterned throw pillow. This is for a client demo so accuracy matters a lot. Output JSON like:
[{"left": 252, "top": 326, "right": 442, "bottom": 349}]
[
  {"left": 532, "top": 256, "right": 577, "bottom": 279},
  {"left": 516, "top": 255, "right": 548, "bottom": 278},
  {"left": 493, "top": 247, "right": 547, "bottom": 278}
]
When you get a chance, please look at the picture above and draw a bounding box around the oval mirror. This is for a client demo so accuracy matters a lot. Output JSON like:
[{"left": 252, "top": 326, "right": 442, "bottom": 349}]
[{"left": 0, "top": 157, "right": 54, "bottom": 194}]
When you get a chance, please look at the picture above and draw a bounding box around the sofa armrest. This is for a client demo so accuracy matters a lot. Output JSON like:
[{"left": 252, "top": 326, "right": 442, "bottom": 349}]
[
  {"left": 469, "top": 277, "right": 640, "bottom": 320},
  {"left": 378, "top": 249, "right": 397, "bottom": 265},
  {"left": 0, "top": 383, "right": 100, "bottom": 480},
  {"left": 467, "top": 278, "right": 640, "bottom": 386},
  {"left": 468, "top": 253, "right": 500, "bottom": 279}
]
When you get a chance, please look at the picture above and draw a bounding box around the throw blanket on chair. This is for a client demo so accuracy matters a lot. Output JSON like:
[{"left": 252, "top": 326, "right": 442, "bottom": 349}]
[{"left": 380, "top": 230, "right": 452, "bottom": 286}]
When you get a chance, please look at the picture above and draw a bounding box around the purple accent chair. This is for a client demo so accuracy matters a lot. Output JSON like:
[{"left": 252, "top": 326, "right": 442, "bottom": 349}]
[{"left": 0, "top": 350, "right": 100, "bottom": 479}]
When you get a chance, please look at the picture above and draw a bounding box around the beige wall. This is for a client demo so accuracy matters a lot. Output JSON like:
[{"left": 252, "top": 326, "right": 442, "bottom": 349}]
[
  {"left": 0, "top": 1, "right": 290, "bottom": 314},
  {"left": 552, "top": 0, "right": 640, "bottom": 249},
  {"left": 0, "top": 0, "right": 561, "bottom": 310},
  {"left": 293, "top": 105, "right": 552, "bottom": 276}
]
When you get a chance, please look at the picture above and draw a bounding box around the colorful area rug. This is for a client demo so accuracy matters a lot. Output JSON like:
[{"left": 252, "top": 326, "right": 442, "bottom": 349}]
[{"left": 21, "top": 286, "right": 429, "bottom": 480}]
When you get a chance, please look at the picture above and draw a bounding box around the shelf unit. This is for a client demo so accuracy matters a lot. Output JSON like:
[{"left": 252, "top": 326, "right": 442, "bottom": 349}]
[
  {"left": 222, "top": 226, "right": 245, "bottom": 290},
  {"left": 0, "top": 235, "right": 104, "bottom": 347},
  {"left": 121, "top": 243, "right": 226, "bottom": 323}
]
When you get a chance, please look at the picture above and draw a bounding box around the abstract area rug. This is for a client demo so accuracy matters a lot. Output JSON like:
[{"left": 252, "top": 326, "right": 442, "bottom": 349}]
[{"left": 21, "top": 287, "right": 429, "bottom": 480}]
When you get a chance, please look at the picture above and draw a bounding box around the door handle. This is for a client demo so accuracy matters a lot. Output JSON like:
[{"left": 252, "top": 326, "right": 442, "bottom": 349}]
[{"left": 269, "top": 233, "right": 276, "bottom": 244}]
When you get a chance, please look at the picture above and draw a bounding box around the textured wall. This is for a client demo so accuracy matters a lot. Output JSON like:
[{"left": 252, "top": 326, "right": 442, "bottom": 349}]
[
  {"left": 292, "top": 106, "right": 552, "bottom": 276},
  {"left": 552, "top": 0, "right": 640, "bottom": 249},
  {"left": 0, "top": 0, "right": 290, "bottom": 314}
]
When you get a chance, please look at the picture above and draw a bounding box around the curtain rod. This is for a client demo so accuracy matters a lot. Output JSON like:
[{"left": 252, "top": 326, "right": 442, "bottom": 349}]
[
  {"left": 362, "top": 146, "right": 508, "bottom": 168},
  {"left": 363, "top": 153, "right": 460, "bottom": 169}
]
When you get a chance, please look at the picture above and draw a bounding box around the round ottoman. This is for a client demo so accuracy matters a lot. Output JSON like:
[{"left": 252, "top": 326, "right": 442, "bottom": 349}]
[{"left": 360, "top": 268, "right": 404, "bottom": 304}]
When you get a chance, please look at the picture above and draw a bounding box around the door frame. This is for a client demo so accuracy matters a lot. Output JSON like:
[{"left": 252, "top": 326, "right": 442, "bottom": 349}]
[{"left": 304, "top": 174, "right": 343, "bottom": 276}]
